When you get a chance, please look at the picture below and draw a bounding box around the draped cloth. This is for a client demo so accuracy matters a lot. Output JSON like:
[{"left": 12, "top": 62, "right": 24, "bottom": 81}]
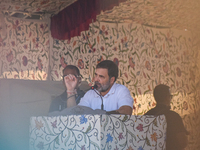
[{"left": 51, "top": 0, "right": 126, "bottom": 40}]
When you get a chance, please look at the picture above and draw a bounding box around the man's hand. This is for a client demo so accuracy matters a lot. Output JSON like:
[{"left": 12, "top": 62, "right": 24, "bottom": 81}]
[
  {"left": 64, "top": 74, "right": 78, "bottom": 108},
  {"left": 64, "top": 74, "right": 78, "bottom": 91}
]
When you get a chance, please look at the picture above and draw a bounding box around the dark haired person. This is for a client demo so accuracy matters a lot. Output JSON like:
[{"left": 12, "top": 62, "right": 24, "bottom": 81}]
[
  {"left": 65, "top": 60, "right": 133, "bottom": 115},
  {"left": 145, "top": 84, "right": 188, "bottom": 150},
  {"left": 49, "top": 65, "right": 85, "bottom": 113}
]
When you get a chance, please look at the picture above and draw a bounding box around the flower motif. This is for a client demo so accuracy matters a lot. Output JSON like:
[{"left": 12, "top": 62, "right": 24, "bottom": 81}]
[
  {"left": 29, "top": 32, "right": 32, "bottom": 37},
  {"left": 6, "top": 50, "right": 13, "bottom": 62},
  {"left": 40, "top": 24, "right": 44, "bottom": 29},
  {"left": 105, "top": 31, "right": 108, "bottom": 35},
  {"left": 136, "top": 124, "right": 143, "bottom": 132},
  {"left": 36, "top": 37, "right": 39, "bottom": 42},
  {"left": 151, "top": 132, "right": 157, "bottom": 142},
  {"left": 146, "top": 29, "right": 150, "bottom": 34},
  {"left": 145, "top": 61, "right": 151, "bottom": 71},
  {"left": 183, "top": 101, "right": 188, "bottom": 110},
  {"left": 97, "top": 56, "right": 104, "bottom": 64},
  {"left": 129, "top": 57, "right": 135, "bottom": 69},
  {"left": 73, "top": 41, "right": 76, "bottom": 47},
  {"left": 17, "top": 26, "right": 21, "bottom": 31},
  {"left": 78, "top": 59, "right": 84, "bottom": 69},
  {"left": 124, "top": 72, "right": 128, "bottom": 79},
  {"left": 35, "top": 43, "right": 39, "bottom": 48},
  {"left": 163, "top": 62, "right": 169, "bottom": 73},
  {"left": 11, "top": 41, "right": 15, "bottom": 46},
  {"left": 14, "top": 74, "right": 19, "bottom": 79},
  {"left": 155, "top": 49, "right": 161, "bottom": 58},
  {"left": 138, "top": 146, "right": 144, "bottom": 150},
  {"left": 106, "top": 133, "right": 113, "bottom": 143},
  {"left": 81, "top": 145, "right": 86, "bottom": 150},
  {"left": 23, "top": 44, "right": 28, "bottom": 49},
  {"left": 55, "top": 40, "right": 59, "bottom": 45},
  {"left": 80, "top": 115, "right": 87, "bottom": 124},
  {"left": 114, "top": 145, "right": 119, "bottom": 150},
  {"left": 60, "top": 56, "right": 67, "bottom": 68},
  {"left": 113, "top": 58, "right": 119, "bottom": 66},
  {"left": 118, "top": 132, "right": 124, "bottom": 141},
  {"left": 152, "top": 102, "right": 156, "bottom": 107},
  {"left": 35, "top": 119, "right": 43, "bottom": 130},
  {"left": 113, "top": 46, "right": 117, "bottom": 51},
  {"left": 100, "top": 46, "right": 105, "bottom": 51},
  {"left": 51, "top": 120, "right": 57, "bottom": 128},
  {"left": 102, "top": 25, "right": 106, "bottom": 31},
  {"left": 15, "top": 20, "right": 19, "bottom": 26}
]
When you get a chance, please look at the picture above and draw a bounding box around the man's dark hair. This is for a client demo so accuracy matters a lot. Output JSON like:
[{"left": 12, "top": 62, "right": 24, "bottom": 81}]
[
  {"left": 96, "top": 60, "right": 118, "bottom": 81},
  {"left": 153, "top": 84, "right": 170, "bottom": 103},
  {"left": 63, "top": 65, "right": 80, "bottom": 76}
]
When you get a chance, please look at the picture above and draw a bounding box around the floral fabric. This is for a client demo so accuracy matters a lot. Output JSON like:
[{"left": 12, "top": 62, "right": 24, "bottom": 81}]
[{"left": 29, "top": 114, "right": 166, "bottom": 150}]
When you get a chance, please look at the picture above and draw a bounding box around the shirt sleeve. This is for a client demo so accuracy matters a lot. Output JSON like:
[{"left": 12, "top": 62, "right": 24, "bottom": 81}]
[
  {"left": 78, "top": 90, "right": 93, "bottom": 107},
  {"left": 116, "top": 85, "right": 134, "bottom": 108}
]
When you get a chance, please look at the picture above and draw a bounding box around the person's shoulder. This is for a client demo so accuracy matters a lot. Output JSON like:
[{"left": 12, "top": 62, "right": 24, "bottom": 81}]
[
  {"left": 77, "top": 89, "right": 85, "bottom": 97},
  {"left": 84, "top": 89, "right": 96, "bottom": 96},
  {"left": 167, "top": 110, "right": 182, "bottom": 117},
  {"left": 114, "top": 83, "right": 128, "bottom": 89}
]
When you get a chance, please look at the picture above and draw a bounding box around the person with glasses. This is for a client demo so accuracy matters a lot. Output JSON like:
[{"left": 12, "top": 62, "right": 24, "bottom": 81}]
[
  {"left": 144, "top": 84, "right": 188, "bottom": 150},
  {"left": 48, "top": 65, "right": 85, "bottom": 113}
]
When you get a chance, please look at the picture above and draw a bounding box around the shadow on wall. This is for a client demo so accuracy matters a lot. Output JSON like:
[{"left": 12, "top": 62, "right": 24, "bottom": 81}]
[{"left": 183, "top": 109, "right": 200, "bottom": 150}]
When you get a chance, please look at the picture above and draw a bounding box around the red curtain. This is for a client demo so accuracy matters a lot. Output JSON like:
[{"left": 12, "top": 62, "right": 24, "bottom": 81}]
[{"left": 51, "top": 0, "right": 126, "bottom": 40}]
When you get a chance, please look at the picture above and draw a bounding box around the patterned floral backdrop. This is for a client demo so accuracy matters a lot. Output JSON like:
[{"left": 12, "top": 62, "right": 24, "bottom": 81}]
[
  {"left": 0, "top": 16, "right": 200, "bottom": 149},
  {"left": 0, "top": 16, "right": 49, "bottom": 80},
  {"left": 50, "top": 21, "right": 200, "bottom": 149},
  {"left": 50, "top": 21, "right": 199, "bottom": 114}
]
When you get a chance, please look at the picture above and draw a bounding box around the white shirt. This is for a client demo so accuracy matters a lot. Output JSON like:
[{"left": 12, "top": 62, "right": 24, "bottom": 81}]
[{"left": 78, "top": 83, "right": 133, "bottom": 111}]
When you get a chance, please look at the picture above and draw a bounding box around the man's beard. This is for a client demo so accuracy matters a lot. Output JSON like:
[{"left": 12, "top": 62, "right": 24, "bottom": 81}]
[{"left": 95, "top": 80, "right": 111, "bottom": 93}]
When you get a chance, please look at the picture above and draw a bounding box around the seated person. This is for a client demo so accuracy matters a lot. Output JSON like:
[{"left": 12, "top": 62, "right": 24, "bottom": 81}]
[
  {"left": 64, "top": 60, "right": 134, "bottom": 115},
  {"left": 49, "top": 65, "right": 85, "bottom": 113},
  {"left": 144, "top": 84, "right": 188, "bottom": 150}
]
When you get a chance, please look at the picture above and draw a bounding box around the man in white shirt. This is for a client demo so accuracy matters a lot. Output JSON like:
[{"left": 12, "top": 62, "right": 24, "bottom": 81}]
[{"left": 64, "top": 60, "right": 133, "bottom": 115}]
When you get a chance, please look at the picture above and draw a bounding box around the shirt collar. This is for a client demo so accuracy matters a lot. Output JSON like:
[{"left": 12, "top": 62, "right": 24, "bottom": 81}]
[{"left": 94, "top": 82, "right": 116, "bottom": 98}]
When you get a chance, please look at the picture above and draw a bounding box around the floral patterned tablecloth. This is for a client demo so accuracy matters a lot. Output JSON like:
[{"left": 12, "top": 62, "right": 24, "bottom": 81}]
[{"left": 29, "top": 115, "right": 166, "bottom": 150}]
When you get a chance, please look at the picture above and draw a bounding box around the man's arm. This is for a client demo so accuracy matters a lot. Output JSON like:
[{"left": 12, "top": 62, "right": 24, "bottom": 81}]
[
  {"left": 66, "top": 92, "right": 77, "bottom": 107},
  {"left": 106, "top": 106, "right": 133, "bottom": 115},
  {"left": 117, "top": 106, "right": 133, "bottom": 115}
]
